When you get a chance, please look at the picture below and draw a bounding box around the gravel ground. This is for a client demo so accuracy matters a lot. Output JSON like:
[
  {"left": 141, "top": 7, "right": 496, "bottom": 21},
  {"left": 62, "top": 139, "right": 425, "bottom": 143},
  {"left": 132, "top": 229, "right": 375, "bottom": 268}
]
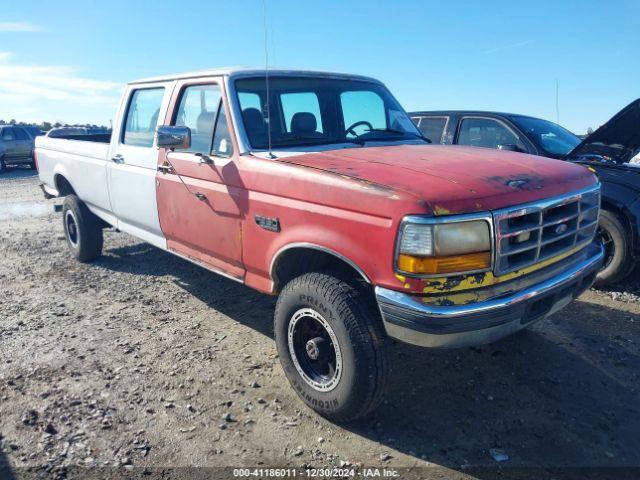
[{"left": 1, "top": 167, "right": 639, "bottom": 479}]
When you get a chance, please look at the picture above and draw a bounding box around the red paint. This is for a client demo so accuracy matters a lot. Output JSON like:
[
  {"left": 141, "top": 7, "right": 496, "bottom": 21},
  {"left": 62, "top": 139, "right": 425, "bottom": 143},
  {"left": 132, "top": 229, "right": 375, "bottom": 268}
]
[{"left": 156, "top": 87, "right": 598, "bottom": 295}]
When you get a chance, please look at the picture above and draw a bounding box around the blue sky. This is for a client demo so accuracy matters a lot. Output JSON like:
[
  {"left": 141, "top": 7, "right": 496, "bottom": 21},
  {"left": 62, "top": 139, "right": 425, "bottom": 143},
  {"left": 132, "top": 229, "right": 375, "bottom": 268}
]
[{"left": 1, "top": 0, "right": 638, "bottom": 133}]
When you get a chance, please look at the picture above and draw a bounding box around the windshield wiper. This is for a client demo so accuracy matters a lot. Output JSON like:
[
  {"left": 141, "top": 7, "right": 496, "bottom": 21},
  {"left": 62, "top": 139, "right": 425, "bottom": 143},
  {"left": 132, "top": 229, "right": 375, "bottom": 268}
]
[{"left": 358, "top": 128, "right": 432, "bottom": 143}]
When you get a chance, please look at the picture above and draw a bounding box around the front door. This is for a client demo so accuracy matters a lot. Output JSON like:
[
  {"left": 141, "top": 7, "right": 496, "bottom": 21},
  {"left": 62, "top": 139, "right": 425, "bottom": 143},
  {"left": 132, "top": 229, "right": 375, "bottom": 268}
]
[
  {"left": 107, "top": 83, "right": 174, "bottom": 248},
  {"left": 155, "top": 79, "right": 245, "bottom": 280}
]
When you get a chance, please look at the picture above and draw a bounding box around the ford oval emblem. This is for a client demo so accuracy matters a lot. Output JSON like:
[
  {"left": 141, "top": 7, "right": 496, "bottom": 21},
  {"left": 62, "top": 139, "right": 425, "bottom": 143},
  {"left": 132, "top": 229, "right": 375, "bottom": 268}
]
[{"left": 555, "top": 223, "right": 568, "bottom": 235}]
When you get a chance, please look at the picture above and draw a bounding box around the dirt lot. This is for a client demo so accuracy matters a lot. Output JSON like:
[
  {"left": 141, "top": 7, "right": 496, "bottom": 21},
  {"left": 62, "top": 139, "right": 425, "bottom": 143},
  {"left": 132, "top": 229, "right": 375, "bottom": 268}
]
[{"left": 1, "top": 167, "right": 639, "bottom": 479}]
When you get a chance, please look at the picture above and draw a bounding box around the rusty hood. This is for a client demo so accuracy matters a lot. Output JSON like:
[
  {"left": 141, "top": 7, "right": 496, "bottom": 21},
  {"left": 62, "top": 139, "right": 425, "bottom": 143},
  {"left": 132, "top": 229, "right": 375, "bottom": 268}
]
[{"left": 278, "top": 144, "right": 598, "bottom": 215}]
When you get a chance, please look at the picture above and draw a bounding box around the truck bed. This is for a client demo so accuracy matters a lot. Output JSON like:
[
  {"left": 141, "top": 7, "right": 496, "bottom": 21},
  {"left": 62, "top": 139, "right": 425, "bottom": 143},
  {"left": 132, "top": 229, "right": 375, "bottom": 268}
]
[{"left": 35, "top": 135, "right": 113, "bottom": 219}]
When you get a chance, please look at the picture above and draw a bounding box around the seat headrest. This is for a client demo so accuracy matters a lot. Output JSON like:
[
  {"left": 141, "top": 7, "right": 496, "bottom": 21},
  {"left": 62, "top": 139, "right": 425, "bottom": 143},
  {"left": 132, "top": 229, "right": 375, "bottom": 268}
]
[
  {"left": 242, "top": 108, "right": 265, "bottom": 132},
  {"left": 291, "top": 112, "right": 317, "bottom": 135},
  {"left": 196, "top": 111, "right": 215, "bottom": 135}
]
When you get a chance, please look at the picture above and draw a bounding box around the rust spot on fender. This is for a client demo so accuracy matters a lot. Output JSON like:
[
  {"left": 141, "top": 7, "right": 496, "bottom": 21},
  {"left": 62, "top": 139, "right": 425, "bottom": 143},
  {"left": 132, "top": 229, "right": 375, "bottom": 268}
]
[{"left": 433, "top": 205, "right": 453, "bottom": 216}]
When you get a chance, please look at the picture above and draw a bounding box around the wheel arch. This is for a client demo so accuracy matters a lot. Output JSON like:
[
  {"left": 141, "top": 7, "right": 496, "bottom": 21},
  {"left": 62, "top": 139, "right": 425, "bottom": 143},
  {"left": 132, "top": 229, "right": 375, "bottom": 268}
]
[
  {"left": 53, "top": 172, "right": 76, "bottom": 197},
  {"left": 270, "top": 243, "right": 372, "bottom": 293}
]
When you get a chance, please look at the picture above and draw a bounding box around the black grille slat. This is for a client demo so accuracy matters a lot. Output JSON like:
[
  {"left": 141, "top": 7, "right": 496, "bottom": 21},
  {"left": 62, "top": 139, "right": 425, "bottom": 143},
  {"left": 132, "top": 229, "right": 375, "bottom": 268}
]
[{"left": 493, "top": 187, "right": 600, "bottom": 275}]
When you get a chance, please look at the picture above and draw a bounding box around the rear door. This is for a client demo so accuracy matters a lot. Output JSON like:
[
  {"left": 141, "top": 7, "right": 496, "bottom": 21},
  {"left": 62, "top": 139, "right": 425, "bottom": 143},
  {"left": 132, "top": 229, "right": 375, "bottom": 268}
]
[
  {"left": 107, "top": 82, "right": 174, "bottom": 248},
  {"left": 155, "top": 78, "right": 244, "bottom": 280}
]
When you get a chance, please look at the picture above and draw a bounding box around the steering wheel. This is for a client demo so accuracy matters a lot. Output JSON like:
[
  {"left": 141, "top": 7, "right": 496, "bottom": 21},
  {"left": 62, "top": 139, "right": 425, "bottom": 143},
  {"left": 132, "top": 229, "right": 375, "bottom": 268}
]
[{"left": 345, "top": 120, "right": 374, "bottom": 137}]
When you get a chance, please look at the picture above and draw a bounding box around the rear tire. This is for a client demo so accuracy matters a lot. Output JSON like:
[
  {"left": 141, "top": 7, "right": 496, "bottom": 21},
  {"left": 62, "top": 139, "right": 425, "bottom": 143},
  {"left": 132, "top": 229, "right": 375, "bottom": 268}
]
[
  {"left": 274, "top": 272, "right": 389, "bottom": 422},
  {"left": 594, "top": 209, "right": 634, "bottom": 287},
  {"left": 62, "top": 195, "right": 103, "bottom": 262}
]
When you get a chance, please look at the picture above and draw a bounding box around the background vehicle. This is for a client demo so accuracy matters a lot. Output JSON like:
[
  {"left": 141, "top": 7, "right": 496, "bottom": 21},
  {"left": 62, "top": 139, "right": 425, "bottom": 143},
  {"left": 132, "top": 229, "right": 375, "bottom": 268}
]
[
  {"left": 36, "top": 68, "right": 601, "bottom": 421},
  {"left": 410, "top": 103, "right": 640, "bottom": 286},
  {"left": 0, "top": 125, "right": 37, "bottom": 172}
]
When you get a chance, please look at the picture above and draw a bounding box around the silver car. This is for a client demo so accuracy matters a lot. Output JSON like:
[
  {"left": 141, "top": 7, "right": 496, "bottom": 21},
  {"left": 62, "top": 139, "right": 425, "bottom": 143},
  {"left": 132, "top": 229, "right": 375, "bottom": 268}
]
[{"left": 0, "top": 125, "right": 39, "bottom": 173}]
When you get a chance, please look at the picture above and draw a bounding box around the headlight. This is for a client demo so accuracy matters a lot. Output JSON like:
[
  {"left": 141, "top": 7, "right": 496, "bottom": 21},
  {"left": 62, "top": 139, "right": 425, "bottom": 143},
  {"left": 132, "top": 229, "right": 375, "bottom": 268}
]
[{"left": 397, "top": 218, "right": 492, "bottom": 275}]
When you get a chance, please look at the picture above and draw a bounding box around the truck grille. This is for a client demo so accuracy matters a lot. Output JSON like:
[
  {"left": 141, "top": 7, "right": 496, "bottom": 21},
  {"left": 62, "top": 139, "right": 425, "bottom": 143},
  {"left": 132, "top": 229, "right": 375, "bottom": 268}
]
[{"left": 493, "top": 185, "right": 600, "bottom": 275}]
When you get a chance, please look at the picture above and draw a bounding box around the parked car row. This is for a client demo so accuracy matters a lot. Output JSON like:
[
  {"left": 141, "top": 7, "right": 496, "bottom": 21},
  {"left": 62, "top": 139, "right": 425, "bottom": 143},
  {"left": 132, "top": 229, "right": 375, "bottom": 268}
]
[
  {"left": 0, "top": 125, "right": 42, "bottom": 172},
  {"left": 36, "top": 68, "right": 606, "bottom": 421},
  {"left": 410, "top": 100, "right": 640, "bottom": 286}
]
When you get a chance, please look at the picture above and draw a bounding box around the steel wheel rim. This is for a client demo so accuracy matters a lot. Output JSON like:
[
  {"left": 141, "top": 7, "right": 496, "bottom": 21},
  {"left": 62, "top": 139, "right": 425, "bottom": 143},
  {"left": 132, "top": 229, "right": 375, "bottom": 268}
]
[
  {"left": 65, "top": 210, "right": 79, "bottom": 248},
  {"left": 598, "top": 226, "right": 615, "bottom": 270},
  {"left": 287, "top": 308, "right": 342, "bottom": 392}
]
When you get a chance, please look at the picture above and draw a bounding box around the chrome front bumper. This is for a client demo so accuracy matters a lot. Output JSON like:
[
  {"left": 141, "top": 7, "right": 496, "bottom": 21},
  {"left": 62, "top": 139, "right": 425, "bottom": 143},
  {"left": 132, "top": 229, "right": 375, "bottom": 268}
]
[{"left": 376, "top": 242, "right": 604, "bottom": 349}]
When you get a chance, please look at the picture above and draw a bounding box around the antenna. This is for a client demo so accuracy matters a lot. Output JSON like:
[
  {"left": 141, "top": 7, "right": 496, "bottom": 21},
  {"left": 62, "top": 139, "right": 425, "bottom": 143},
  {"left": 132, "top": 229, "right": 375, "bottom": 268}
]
[
  {"left": 555, "top": 78, "right": 560, "bottom": 124},
  {"left": 263, "top": 0, "right": 275, "bottom": 158}
]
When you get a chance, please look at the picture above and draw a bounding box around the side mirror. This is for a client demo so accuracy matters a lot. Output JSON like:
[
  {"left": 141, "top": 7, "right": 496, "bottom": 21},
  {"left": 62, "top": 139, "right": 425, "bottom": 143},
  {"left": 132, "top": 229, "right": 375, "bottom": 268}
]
[
  {"left": 498, "top": 143, "right": 524, "bottom": 153},
  {"left": 156, "top": 126, "right": 191, "bottom": 150}
]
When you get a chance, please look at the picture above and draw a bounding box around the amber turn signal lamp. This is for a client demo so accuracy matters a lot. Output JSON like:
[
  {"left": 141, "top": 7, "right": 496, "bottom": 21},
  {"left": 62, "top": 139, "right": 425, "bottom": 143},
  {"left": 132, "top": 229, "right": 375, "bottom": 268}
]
[{"left": 397, "top": 251, "right": 491, "bottom": 275}]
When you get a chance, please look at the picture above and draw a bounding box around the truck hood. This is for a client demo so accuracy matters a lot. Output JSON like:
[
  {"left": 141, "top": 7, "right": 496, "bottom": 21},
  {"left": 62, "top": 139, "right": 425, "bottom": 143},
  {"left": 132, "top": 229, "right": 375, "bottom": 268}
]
[
  {"left": 566, "top": 98, "right": 640, "bottom": 165},
  {"left": 279, "top": 144, "right": 597, "bottom": 215}
]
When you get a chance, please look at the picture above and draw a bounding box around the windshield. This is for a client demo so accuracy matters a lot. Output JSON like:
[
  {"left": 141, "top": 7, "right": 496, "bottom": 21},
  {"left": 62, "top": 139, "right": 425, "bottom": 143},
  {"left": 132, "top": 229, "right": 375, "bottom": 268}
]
[
  {"left": 510, "top": 116, "right": 581, "bottom": 158},
  {"left": 234, "top": 76, "right": 424, "bottom": 150}
]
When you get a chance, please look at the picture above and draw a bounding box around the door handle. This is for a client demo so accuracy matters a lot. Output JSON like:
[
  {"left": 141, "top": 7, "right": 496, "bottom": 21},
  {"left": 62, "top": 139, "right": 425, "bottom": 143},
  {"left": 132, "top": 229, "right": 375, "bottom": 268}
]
[{"left": 111, "top": 154, "right": 124, "bottom": 163}]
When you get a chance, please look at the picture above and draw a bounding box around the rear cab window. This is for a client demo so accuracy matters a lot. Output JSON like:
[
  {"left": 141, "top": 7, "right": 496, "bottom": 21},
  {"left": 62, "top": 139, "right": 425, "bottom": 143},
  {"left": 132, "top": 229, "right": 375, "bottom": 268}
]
[{"left": 123, "top": 88, "right": 165, "bottom": 147}]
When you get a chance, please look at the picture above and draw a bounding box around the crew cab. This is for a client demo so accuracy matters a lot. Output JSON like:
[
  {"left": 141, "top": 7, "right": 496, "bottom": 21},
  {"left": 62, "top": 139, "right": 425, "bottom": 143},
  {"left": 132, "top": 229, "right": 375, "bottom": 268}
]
[
  {"left": 36, "top": 68, "right": 603, "bottom": 421},
  {"left": 410, "top": 102, "right": 640, "bottom": 286}
]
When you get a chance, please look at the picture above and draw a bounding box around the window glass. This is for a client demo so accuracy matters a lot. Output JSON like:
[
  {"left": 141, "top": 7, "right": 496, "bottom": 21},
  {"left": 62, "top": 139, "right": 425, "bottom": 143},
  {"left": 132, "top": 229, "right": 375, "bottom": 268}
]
[
  {"left": 457, "top": 117, "right": 525, "bottom": 150},
  {"left": 510, "top": 116, "right": 580, "bottom": 157},
  {"left": 14, "top": 127, "right": 29, "bottom": 140},
  {"left": 416, "top": 117, "right": 447, "bottom": 143},
  {"left": 2, "top": 128, "right": 15, "bottom": 141},
  {"left": 235, "top": 77, "right": 422, "bottom": 150},
  {"left": 212, "top": 103, "right": 233, "bottom": 157},
  {"left": 174, "top": 85, "right": 222, "bottom": 154},
  {"left": 238, "top": 92, "right": 262, "bottom": 111},
  {"left": 340, "top": 91, "right": 386, "bottom": 137},
  {"left": 280, "top": 92, "right": 323, "bottom": 133},
  {"left": 123, "top": 88, "right": 164, "bottom": 147}
]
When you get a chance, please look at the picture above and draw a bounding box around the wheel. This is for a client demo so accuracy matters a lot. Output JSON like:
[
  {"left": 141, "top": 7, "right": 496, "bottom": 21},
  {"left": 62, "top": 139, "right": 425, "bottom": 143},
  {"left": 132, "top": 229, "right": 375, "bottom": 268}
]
[
  {"left": 62, "top": 195, "right": 104, "bottom": 262},
  {"left": 274, "top": 272, "right": 389, "bottom": 422},
  {"left": 594, "top": 209, "right": 634, "bottom": 287}
]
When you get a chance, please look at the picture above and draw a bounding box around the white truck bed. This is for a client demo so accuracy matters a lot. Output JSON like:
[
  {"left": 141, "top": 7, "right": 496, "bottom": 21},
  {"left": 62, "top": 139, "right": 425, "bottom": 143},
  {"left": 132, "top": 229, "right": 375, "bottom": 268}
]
[{"left": 36, "top": 136, "right": 113, "bottom": 221}]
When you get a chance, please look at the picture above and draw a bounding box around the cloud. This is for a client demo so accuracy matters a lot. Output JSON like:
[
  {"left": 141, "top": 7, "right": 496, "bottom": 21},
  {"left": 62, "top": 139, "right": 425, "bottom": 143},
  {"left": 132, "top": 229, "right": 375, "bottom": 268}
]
[
  {"left": 0, "top": 54, "right": 121, "bottom": 123},
  {"left": 483, "top": 40, "right": 533, "bottom": 55},
  {"left": 0, "top": 22, "right": 44, "bottom": 32}
]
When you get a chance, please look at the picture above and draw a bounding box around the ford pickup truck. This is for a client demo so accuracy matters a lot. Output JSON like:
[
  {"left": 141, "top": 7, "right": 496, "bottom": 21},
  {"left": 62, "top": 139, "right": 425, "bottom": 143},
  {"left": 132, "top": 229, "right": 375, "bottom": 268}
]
[{"left": 36, "top": 68, "right": 603, "bottom": 421}]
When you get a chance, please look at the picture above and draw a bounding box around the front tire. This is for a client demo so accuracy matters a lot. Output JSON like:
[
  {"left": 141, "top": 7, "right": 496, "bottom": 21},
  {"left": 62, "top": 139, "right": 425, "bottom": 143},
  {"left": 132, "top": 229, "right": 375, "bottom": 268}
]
[
  {"left": 62, "top": 195, "right": 104, "bottom": 262},
  {"left": 594, "top": 209, "right": 634, "bottom": 287},
  {"left": 274, "top": 272, "right": 389, "bottom": 422}
]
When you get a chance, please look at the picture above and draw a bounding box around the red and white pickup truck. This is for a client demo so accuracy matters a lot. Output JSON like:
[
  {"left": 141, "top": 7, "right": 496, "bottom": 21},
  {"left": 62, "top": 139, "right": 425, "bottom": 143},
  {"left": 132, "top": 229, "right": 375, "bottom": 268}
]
[{"left": 36, "top": 68, "right": 603, "bottom": 421}]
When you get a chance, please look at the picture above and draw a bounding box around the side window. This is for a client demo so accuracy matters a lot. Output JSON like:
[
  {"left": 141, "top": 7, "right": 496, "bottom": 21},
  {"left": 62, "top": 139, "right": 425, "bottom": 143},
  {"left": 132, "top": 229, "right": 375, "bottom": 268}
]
[
  {"left": 457, "top": 117, "right": 525, "bottom": 150},
  {"left": 123, "top": 88, "right": 164, "bottom": 147},
  {"left": 211, "top": 103, "right": 233, "bottom": 157},
  {"left": 280, "top": 92, "right": 323, "bottom": 134},
  {"left": 174, "top": 84, "right": 222, "bottom": 154},
  {"left": 2, "top": 128, "right": 15, "bottom": 141},
  {"left": 340, "top": 91, "right": 386, "bottom": 136},
  {"left": 14, "top": 127, "right": 29, "bottom": 140},
  {"left": 416, "top": 117, "right": 447, "bottom": 143}
]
